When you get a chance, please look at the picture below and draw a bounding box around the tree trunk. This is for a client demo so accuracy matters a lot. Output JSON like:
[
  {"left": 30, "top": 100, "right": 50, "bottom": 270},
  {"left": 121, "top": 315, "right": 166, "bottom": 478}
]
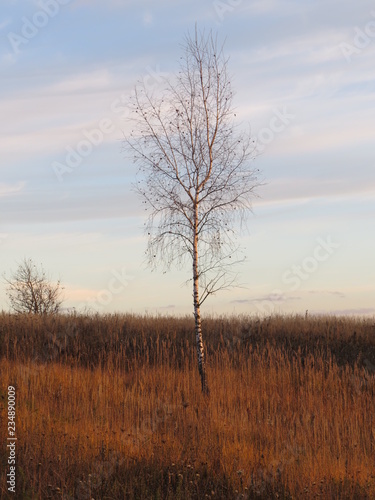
[
  {"left": 193, "top": 297, "right": 209, "bottom": 396},
  {"left": 193, "top": 210, "right": 210, "bottom": 396}
]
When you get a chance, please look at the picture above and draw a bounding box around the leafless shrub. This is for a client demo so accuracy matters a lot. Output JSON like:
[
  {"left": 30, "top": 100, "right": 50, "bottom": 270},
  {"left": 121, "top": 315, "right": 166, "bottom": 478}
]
[{"left": 3, "top": 258, "right": 64, "bottom": 315}]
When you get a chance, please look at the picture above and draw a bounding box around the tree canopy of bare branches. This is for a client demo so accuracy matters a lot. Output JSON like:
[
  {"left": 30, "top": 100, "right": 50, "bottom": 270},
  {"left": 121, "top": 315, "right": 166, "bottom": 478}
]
[
  {"left": 126, "top": 28, "right": 261, "bottom": 394},
  {"left": 4, "top": 258, "right": 64, "bottom": 315}
]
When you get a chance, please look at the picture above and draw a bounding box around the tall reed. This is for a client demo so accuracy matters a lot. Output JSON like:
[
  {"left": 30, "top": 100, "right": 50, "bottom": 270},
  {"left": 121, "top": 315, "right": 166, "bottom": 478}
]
[{"left": 0, "top": 313, "right": 374, "bottom": 499}]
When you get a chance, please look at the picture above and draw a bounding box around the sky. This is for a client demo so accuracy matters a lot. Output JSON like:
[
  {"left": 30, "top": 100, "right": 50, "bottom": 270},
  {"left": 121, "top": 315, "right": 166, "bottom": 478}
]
[{"left": 0, "top": 0, "right": 374, "bottom": 317}]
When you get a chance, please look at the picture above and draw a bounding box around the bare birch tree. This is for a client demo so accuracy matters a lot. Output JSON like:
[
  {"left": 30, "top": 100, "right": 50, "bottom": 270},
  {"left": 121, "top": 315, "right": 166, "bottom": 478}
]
[
  {"left": 126, "top": 29, "right": 260, "bottom": 395},
  {"left": 4, "top": 258, "right": 64, "bottom": 315}
]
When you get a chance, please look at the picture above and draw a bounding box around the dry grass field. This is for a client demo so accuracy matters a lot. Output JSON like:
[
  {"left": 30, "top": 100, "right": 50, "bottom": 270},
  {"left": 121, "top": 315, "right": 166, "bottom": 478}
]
[{"left": 0, "top": 312, "right": 375, "bottom": 499}]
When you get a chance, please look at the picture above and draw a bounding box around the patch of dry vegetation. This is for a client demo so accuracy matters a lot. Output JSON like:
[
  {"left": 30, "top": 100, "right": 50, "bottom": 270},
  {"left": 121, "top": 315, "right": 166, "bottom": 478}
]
[{"left": 0, "top": 313, "right": 375, "bottom": 499}]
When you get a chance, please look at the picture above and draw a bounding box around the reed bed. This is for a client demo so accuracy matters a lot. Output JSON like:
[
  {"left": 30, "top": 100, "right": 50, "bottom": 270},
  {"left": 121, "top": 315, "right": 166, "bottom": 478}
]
[{"left": 0, "top": 313, "right": 375, "bottom": 499}]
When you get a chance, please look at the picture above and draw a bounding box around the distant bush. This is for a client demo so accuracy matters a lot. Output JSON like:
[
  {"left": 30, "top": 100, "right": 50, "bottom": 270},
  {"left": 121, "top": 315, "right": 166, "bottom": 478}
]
[{"left": 3, "top": 258, "right": 64, "bottom": 314}]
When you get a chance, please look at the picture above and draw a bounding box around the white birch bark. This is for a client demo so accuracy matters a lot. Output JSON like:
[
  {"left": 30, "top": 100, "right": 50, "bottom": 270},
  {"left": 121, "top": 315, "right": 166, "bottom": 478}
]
[{"left": 193, "top": 203, "right": 209, "bottom": 395}]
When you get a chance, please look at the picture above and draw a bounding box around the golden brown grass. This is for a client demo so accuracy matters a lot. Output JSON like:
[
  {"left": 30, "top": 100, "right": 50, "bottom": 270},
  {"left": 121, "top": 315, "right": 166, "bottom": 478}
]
[{"left": 0, "top": 313, "right": 375, "bottom": 499}]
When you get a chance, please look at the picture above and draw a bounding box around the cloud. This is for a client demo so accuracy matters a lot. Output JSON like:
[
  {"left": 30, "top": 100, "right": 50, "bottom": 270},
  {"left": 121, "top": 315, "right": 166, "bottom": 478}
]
[
  {"left": 1, "top": 52, "right": 17, "bottom": 66},
  {"left": 49, "top": 70, "right": 113, "bottom": 95},
  {"left": 0, "top": 62, "right": 145, "bottom": 160},
  {"left": 308, "top": 290, "right": 346, "bottom": 299},
  {"left": 245, "top": 0, "right": 286, "bottom": 14},
  {"left": 72, "top": 0, "right": 183, "bottom": 8},
  {"left": 0, "top": 181, "right": 25, "bottom": 198},
  {"left": 254, "top": 177, "right": 375, "bottom": 211},
  {"left": 0, "top": 17, "right": 12, "bottom": 30},
  {"left": 63, "top": 285, "right": 104, "bottom": 302},
  {"left": 232, "top": 294, "right": 301, "bottom": 304},
  {"left": 237, "top": 29, "right": 346, "bottom": 66},
  {"left": 142, "top": 10, "right": 153, "bottom": 25},
  {"left": 0, "top": 187, "right": 141, "bottom": 224}
]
